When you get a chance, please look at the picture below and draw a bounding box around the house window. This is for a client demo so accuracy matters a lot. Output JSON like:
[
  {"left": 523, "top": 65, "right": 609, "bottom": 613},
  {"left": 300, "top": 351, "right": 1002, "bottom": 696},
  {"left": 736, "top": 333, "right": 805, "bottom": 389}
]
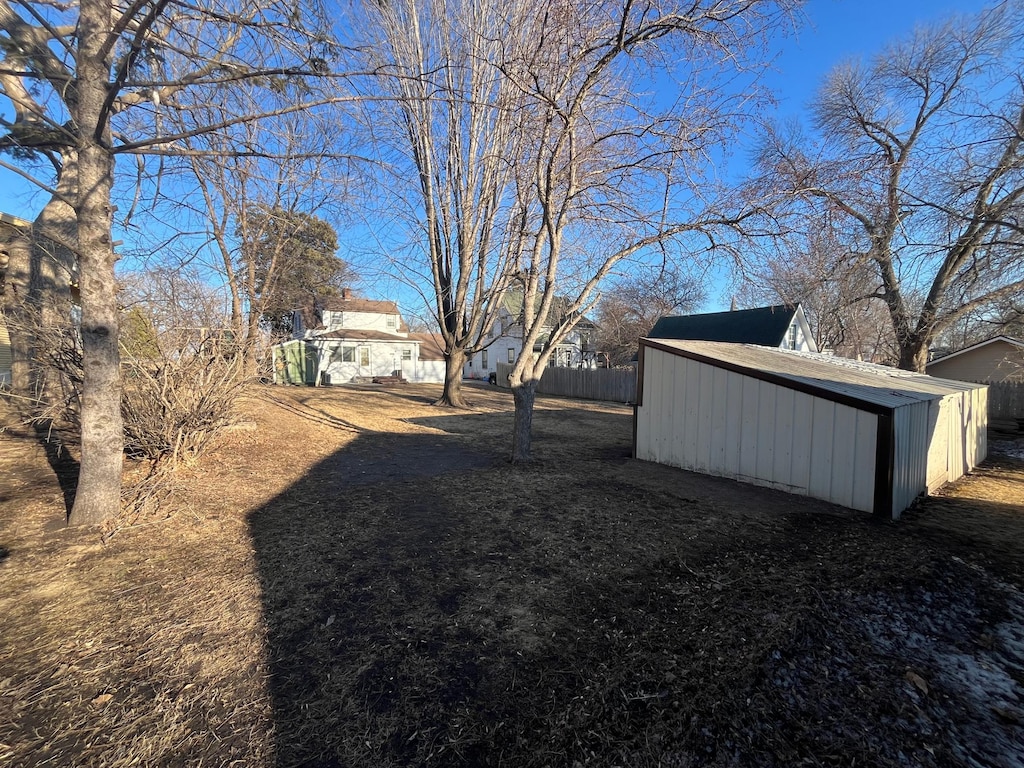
[
  {"left": 482, "top": 350, "right": 488, "bottom": 368},
  {"left": 342, "top": 346, "right": 356, "bottom": 362},
  {"left": 787, "top": 324, "right": 798, "bottom": 350},
  {"left": 507, "top": 347, "right": 514, "bottom": 363},
  {"left": 386, "top": 315, "right": 396, "bottom": 329},
  {"left": 359, "top": 348, "right": 370, "bottom": 367},
  {"left": 402, "top": 349, "right": 412, "bottom": 361}
]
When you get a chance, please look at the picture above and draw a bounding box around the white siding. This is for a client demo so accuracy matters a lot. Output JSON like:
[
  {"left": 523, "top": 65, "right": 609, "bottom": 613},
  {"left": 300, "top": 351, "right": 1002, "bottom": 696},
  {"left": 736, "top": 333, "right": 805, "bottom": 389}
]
[
  {"left": 635, "top": 347, "right": 878, "bottom": 512},
  {"left": 324, "top": 310, "right": 403, "bottom": 333},
  {"left": 891, "top": 401, "right": 931, "bottom": 517},
  {"left": 320, "top": 340, "right": 417, "bottom": 383}
]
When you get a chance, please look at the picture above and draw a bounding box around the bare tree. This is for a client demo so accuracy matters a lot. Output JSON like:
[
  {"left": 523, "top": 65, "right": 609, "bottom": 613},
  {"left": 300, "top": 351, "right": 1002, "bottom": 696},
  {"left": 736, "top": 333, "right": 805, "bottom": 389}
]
[
  {"left": 494, "top": 0, "right": 795, "bottom": 461},
  {"left": 741, "top": 215, "right": 899, "bottom": 362},
  {"left": 596, "top": 268, "right": 705, "bottom": 367},
  {"left": 350, "top": 0, "right": 795, "bottom": 457},
  {"left": 754, "top": 3, "right": 1024, "bottom": 372},
  {"left": 171, "top": 109, "right": 355, "bottom": 362},
  {"left": 351, "top": 0, "right": 527, "bottom": 407},
  {"left": 0, "top": 0, "right": 342, "bottom": 524}
]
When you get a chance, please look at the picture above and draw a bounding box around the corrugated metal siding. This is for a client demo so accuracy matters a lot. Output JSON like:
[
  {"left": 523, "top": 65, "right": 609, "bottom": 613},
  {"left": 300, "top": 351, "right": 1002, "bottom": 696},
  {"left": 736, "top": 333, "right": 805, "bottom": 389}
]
[
  {"left": 635, "top": 347, "right": 878, "bottom": 512},
  {"left": 891, "top": 402, "right": 931, "bottom": 516}
]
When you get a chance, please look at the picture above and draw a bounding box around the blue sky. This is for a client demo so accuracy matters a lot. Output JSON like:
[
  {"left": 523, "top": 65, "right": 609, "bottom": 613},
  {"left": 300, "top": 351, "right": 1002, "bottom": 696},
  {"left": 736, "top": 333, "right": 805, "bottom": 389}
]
[{"left": 0, "top": 0, "right": 999, "bottom": 314}]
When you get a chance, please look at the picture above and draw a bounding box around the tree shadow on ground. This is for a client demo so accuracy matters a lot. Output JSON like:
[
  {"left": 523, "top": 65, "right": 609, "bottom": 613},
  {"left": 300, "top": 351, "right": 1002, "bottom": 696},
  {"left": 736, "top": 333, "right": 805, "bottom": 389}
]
[
  {"left": 247, "top": 406, "right": 1024, "bottom": 768},
  {"left": 31, "top": 420, "right": 79, "bottom": 517}
]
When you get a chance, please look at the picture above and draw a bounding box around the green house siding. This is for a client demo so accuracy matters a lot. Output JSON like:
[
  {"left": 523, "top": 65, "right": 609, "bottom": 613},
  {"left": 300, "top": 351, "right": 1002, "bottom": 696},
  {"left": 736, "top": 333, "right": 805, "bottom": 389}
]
[{"left": 274, "top": 340, "right": 317, "bottom": 385}]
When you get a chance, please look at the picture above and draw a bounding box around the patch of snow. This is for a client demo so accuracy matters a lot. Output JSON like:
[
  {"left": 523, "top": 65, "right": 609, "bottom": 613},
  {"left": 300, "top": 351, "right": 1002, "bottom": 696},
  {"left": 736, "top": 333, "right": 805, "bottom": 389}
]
[{"left": 990, "top": 439, "right": 1024, "bottom": 461}]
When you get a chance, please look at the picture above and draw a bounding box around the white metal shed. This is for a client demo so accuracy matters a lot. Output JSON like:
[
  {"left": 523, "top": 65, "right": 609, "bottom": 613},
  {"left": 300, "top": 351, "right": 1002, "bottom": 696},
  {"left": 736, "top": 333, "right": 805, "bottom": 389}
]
[{"left": 633, "top": 340, "right": 988, "bottom": 519}]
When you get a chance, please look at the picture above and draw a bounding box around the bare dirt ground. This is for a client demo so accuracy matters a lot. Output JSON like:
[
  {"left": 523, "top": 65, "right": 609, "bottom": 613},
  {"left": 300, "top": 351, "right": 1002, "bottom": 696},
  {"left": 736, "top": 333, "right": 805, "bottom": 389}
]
[{"left": 2, "top": 382, "right": 1024, "bottom": 767}]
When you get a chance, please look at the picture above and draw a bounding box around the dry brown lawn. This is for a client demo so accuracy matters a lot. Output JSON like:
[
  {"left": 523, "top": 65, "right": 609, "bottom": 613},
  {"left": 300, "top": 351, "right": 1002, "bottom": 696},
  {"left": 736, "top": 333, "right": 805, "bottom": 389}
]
[{"left": 2, "top": 382, "right": 1024, "bottom": 767}]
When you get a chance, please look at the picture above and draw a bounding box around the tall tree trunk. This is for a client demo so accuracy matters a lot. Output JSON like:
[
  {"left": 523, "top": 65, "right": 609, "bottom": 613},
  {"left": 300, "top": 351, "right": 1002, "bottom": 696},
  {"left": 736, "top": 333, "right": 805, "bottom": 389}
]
[
  {"left": 898, "top": 338, "right": 929, "bottom": 373},
  {"left": 435, "top": 347, "right": 468, "bottom": 407},
  {"left": 510, "top": 379, "right": 537, "bottom": 463},
  {"left": 69, "top": 0, "right": 123, "bottom": 526}
]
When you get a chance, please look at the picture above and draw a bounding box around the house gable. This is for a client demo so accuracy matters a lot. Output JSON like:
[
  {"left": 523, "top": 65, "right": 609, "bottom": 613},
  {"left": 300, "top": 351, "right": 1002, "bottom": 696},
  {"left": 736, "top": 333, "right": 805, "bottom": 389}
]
[
  {"left": 927, "top": 336, "right": 1024, "bottom": 384},
  {"left": 649, "top": 304, "right": 817, "bottom": 352}
]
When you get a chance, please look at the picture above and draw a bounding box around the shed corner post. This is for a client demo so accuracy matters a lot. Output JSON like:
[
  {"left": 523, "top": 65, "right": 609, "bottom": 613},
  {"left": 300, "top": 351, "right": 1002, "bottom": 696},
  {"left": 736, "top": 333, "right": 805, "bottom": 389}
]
[
  {"left": 632, "top": 342, "right": 648, "bottom": 459},
  {"left": 872, "top": 409, "right": 896, "bottom": 520}
]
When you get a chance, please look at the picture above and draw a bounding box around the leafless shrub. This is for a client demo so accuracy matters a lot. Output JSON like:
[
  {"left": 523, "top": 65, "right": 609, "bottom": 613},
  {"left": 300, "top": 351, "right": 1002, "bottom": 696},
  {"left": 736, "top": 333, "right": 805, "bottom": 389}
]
[
  {"left": 120, "top": 329, "right": 252, "bottom": 466},
  {"left": 3, "top": 298, "right": 257, "bottom": 501}
]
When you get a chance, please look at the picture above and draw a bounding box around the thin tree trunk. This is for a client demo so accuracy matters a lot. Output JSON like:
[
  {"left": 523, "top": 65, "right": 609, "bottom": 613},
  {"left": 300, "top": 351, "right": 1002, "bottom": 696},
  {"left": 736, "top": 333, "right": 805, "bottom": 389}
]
[
  {"left": 435, "top": 347, "right": 467, "bottom": 407},
  {"left": 69, "top": 0, "right": 123, "bottom": 526},
  {"left": 510, "top": 379, "right": 536, "bottom": 462}
]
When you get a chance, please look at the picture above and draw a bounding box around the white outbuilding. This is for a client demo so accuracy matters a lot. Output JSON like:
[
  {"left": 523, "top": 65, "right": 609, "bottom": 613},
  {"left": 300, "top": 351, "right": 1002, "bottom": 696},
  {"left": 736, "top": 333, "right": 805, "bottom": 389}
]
[{"left": 633, "top": 340, "right": 988, "bottom": 519}]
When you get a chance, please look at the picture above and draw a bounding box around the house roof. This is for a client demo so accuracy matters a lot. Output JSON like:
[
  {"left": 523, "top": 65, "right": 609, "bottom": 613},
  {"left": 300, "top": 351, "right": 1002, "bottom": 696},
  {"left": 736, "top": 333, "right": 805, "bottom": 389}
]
[
  {"left": 927, "top": 335, "right": 1024, "bottom": 366},
  {"left": 649, "top": 304, "right": 799, "bottom": 346},
  {"left": 408, "top": 332, "right": 446, "bottom": 361},
  {"left": 313, "top": 329, "right": 411, "bottom": 343},
  {"left": 317, "top": 296, "right": 401, "bottom": 315},
  {"left": 500, "top": 290, "right": 596, "bottom": 329},
  {"left": 640, "top": 339, "right": 982, "bottom": 414}
]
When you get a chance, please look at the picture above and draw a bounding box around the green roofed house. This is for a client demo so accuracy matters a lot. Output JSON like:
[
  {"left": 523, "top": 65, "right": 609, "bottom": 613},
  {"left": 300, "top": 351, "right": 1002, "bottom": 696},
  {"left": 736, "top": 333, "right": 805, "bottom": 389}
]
[{"left": 649, "top": 304, "right": 818, "bottom": 353}]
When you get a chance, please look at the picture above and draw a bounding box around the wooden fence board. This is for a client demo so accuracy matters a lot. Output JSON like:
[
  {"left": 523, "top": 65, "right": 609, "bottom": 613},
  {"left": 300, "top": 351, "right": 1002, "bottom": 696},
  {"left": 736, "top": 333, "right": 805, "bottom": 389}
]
[
  {"left": 987, "top": 381, "right": 1024, "bottom": 419},
  {"left": 495, "top": 362, "right": 636, "bottom": 403}
]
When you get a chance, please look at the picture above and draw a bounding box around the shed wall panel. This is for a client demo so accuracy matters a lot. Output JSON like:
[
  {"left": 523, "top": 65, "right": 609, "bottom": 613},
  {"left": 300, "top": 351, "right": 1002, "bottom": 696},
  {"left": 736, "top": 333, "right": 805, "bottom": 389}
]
[
  {"left": 682, "top": 357, "right": 700, "bottom": 467},
  {"left": 697, "top": 363, "right": 715, "bottom": 471},
  {"left": 808, "top": 398, "right": 835, "bottom": 501},
  {"left": 851, "top": 411, "right": 877, "bottom": 512},
  {"left": 723, "top": 370, "right": 743, "bottom": 474},
  {"left": 830, "top": 405, "right": 856, "bottom": 509},
  {"left": 756, "top": 382, "right": 776, "bottom": 481},
  {"left": 710, "top": 366, "right": 730, "bottom": 470},
  {"left": 634, "top": 347, "right": 883, "bottom": 513},
  {"left": 772, "top": 387, "right": 796, "bottom": 489},
  {"left": 739, "top": 375, "right": 760, "bottom": 480},
  {"left": 891, "top": 402, "right": 931, "bottom": 517},
  {"left": 790, "top": 392, "right": 813, "bottom": 493}
]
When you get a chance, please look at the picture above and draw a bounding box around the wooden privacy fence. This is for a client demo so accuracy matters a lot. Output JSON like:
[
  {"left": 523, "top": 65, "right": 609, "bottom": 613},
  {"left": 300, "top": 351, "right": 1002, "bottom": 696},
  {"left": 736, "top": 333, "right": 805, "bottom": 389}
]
[
  {"left": 987, "top": 382, "right": 1024, "bottom": 419},
  {"left": 495, "top": 362, "right": 637, "bottom": 403}
]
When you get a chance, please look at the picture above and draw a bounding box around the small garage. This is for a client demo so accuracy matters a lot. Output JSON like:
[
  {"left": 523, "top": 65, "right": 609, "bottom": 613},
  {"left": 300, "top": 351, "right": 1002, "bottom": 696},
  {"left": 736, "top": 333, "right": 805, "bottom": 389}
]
[{"left": 633, "top": 340, "right": 988, "bottom": 519}]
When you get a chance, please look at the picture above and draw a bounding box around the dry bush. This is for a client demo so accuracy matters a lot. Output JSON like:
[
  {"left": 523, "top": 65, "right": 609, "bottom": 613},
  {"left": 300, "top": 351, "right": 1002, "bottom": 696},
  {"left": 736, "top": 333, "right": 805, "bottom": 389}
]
[
  {"left": 120, "top": 329, "right": 252, "bottom": 465},
  {"left": 3, "top": 303, "right": 257, "bottom": 468}
]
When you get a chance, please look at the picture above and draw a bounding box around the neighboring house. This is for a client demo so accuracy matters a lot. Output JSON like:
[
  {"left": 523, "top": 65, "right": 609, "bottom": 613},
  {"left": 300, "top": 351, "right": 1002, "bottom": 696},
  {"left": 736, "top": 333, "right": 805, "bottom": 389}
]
[
  {"left": 926, "top": 336, "right": 1024, "bottom": 384},
  {"left": 634, "top": 339, "right": 987, "bottom": 519},
  {"left": 648, "top": 303, "right": 818, "bottom": 353},
  {"left": 272, "top": 289, "right": 444, "bottom": 385},
  {"left": 464, "top": 290, "right": 599, "bottom": 380}
]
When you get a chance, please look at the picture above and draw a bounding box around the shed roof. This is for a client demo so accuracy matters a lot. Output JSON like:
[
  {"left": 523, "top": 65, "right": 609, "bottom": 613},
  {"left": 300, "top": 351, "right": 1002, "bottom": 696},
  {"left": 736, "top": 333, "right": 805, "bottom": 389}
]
[
  {"left": 641, "top": 339, "right": 983, "bottom": 413},
  {"left": 649, "top": 304, "right": 799, "bottom": 346}
]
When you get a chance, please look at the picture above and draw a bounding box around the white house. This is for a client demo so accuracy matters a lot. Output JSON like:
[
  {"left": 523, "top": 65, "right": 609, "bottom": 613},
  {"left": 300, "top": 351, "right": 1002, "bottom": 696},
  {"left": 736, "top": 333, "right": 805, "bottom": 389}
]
[
  {"left": 634, "top": 339, "right": 987, "bottom": 519},
  {"left": 272, "top": 290, "right": 444, "bottom": 385},
  {"left": 648, "top": 304, "right": 818, "bottom": 353},
  {"left": 464, "top": 291, "right": 599, "bottom": 380}
]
